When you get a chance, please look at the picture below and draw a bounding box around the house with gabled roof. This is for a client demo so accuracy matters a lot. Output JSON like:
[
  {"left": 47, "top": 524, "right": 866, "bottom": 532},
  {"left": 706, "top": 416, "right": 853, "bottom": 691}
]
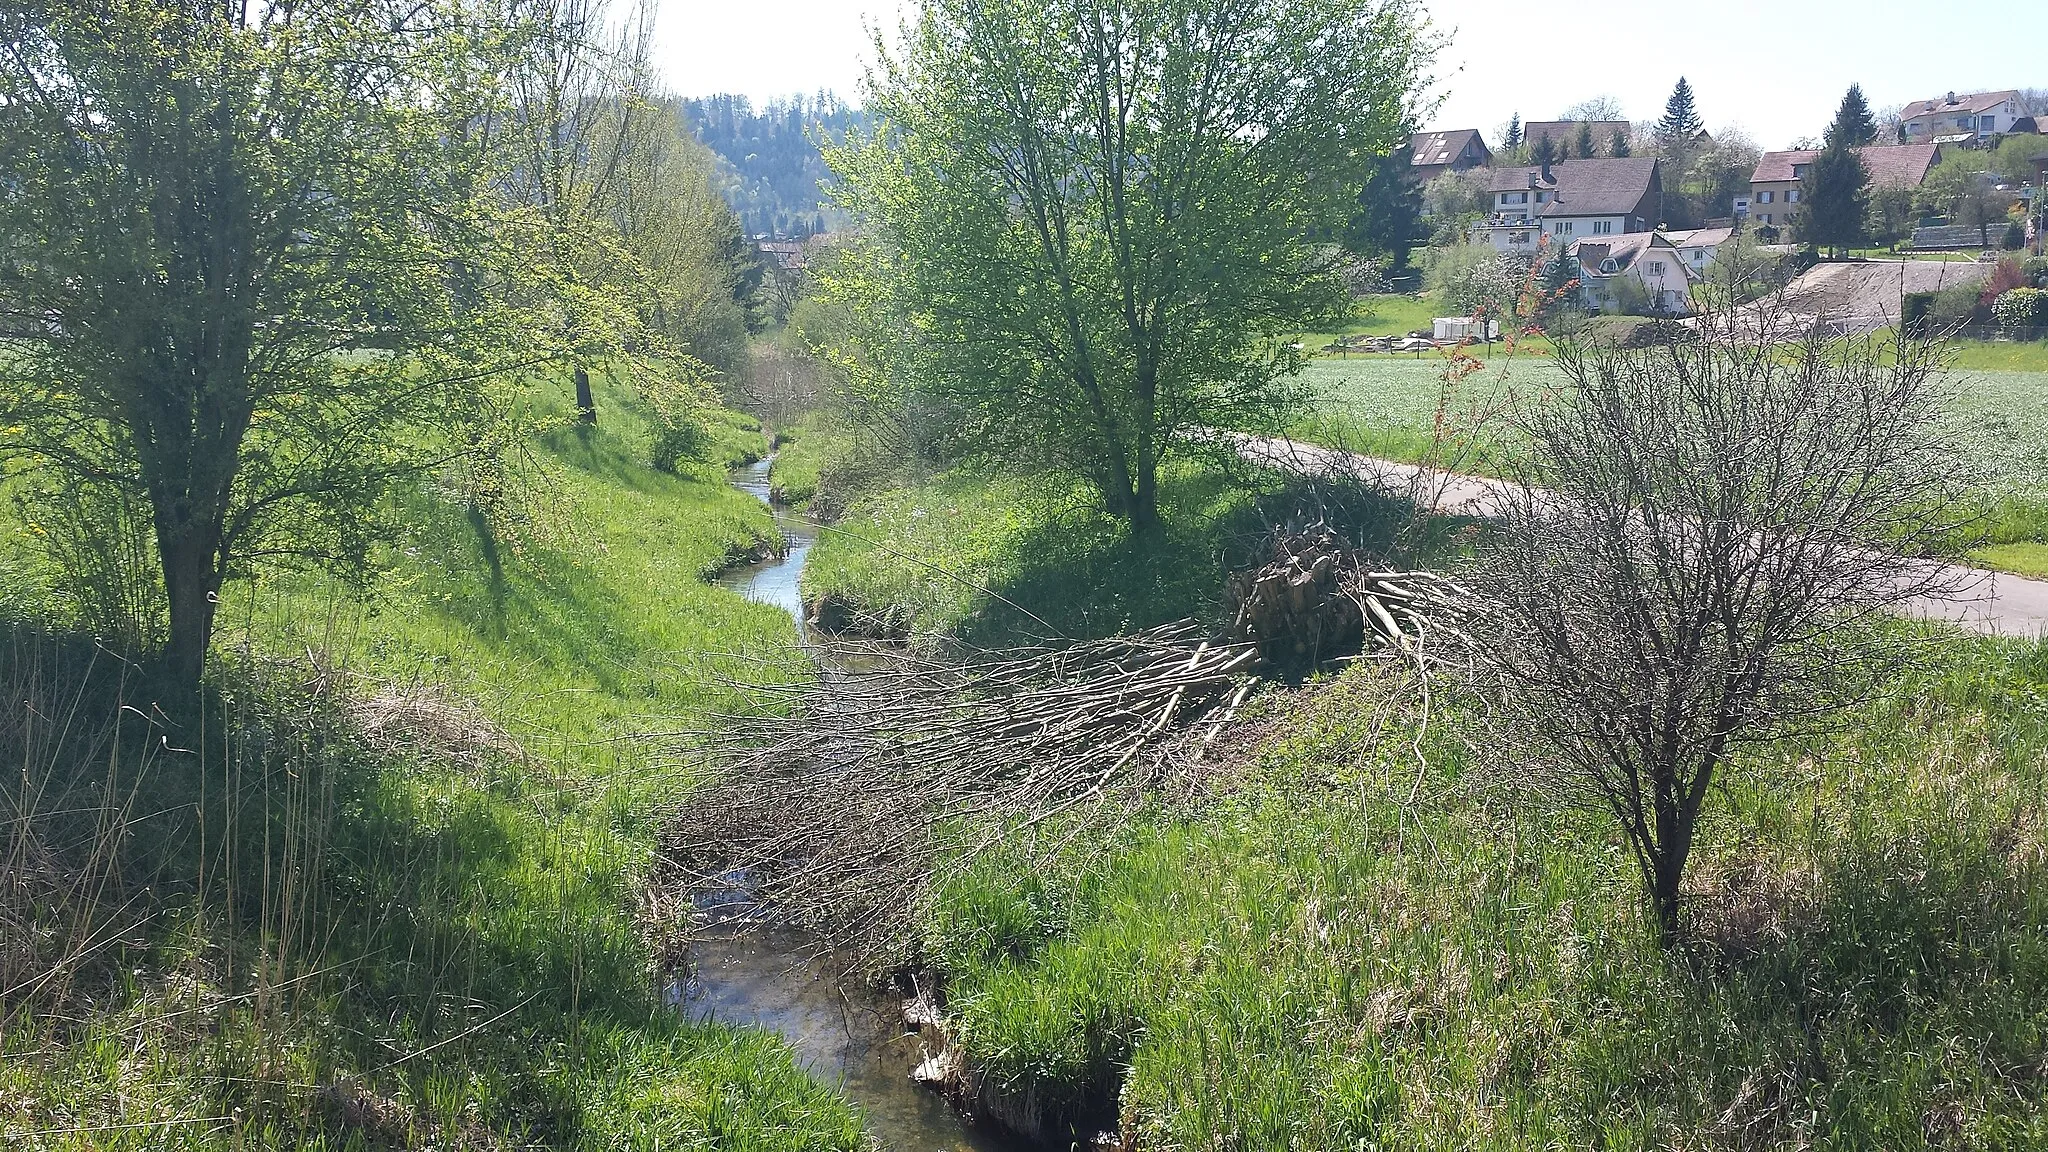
[
  {"left": 1733, "top": 143, "right": 1945, "bottom": 233},
  {"left": 1471, "top": 157, "right": 1663, "bottom": 252},
  {"left": 1568, "top": 232, "right": 1694, "bottom": 314},
  {"left": 1900, "top": 91, "right": 2020, "bottom": 142},
  {"left": 1409, "top": 129, "right": 1490, "bottom": 183}
]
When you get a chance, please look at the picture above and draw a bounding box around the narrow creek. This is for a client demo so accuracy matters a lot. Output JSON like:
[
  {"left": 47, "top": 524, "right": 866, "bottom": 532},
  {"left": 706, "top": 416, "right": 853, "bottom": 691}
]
[{"left": 697, "top": 457, "right": 1031, "bottom": 1152}]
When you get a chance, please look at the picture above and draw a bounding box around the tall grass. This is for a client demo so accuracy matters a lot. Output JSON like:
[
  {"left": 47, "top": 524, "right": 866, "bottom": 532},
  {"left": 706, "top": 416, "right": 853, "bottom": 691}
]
[
  {"left": 926, "top": 635, "right": 2048, "bottom": 1148},
  {"left": 0, "top": 377, "right": 868, "bottom": 1149}
]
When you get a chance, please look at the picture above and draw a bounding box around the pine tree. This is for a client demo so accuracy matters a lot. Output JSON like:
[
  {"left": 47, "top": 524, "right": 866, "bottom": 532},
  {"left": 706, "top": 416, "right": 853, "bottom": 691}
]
[
  {"left": 1610, "top": 129, "right": 1631, "bottom": 157},
  {"left": 1575, "top": 120, "right": 1596, "bottom": 158},
  {"left": 1531, "top": 132, "right": 1558, "bottom": 167},
  {"left": 1504, "top": 112, "right": 1522, "bottom": 150},
  {"left": 1799, "top": 94, "right": 1871, "bottom": 259},
  {"left": 1658, "top": 77, "right": 1703, "bottom": 143},
  {"left": 1345, "top": 145, "right": 1425, "bottom": 271},
  {"left": 1830, "top": 83, "right": 1878, "bottom": 147}
]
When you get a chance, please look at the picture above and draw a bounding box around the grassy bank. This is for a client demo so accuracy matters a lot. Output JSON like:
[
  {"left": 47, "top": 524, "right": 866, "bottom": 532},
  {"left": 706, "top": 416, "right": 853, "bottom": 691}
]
[
  {"left": 798, "top": 457, "right": 1422, "bottom": 644},
  {"left": 804, "top": 448, "right": 2048, "bottom": 1147},
  {"left": 0, "top": 377, "right": 868, "bottom": 1149},
  {"left": 926, "top": 632, "right": 2048, "bottom": 1147}
]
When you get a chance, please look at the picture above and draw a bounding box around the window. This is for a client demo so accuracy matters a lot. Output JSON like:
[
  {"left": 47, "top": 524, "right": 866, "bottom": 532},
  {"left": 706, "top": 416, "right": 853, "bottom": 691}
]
[
  {"left": 1761, "top": 213, "right": 1772, "bottom": 223},
  {"left": 1552, "top": 221, "right": 1573, "bottom": 235},
  {"left": 1504, "top": 191, "right": 1527, "bottom": 205},
  {"left": 1981, "top": 115, "right": 1996, "bottom": 132},
  {"left": 1787, "top": 188, "right": 1800, "bottom": 203},
  {"left": 1758, "top": 190, "right": 1774, "bottom": 203},
  {"left": 1792, "top": 164, "right": 1809, "bottom": 177},
  {"left": 1592, "top": 220, "right": 1614, "bottom": 234}
]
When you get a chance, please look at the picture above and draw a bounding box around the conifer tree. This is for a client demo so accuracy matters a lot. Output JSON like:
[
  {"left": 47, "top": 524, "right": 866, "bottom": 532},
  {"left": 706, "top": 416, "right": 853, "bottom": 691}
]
[
  {"left": 1575, "top": 120, "right": 1596, "bottom": 158},
  {"left": 1799, "top": 87, "right": 1874, "bottom": 257},
  {"left": 1832, "top": 83, "right": 1878, "bottom": 146},
  {"left": 1658, "top": 77, "right": 1703, "bottom": 143},
  {"left": 1610, "top": 128, "right": 1631, "bottom": 157},
  {"left": 1531, "top": 131, "right": 1558, "bottom": 167},
  {"left": 1503, "top": 112, "right": 1522, "bottom": 149}
]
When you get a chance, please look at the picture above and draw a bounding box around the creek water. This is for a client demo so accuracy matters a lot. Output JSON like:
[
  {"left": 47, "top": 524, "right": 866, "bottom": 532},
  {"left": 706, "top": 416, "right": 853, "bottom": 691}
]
[{"left": 695, "top": 457, "right": 1029, "bottom": 1152}]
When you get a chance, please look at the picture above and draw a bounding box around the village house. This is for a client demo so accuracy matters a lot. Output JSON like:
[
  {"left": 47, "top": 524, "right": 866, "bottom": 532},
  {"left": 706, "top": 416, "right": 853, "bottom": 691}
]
[
  {"left": 1472, "top": 157, "right": 1662, "bottom": 252},
  {"left": 1900, "top": 91, "right": 2021, "bottom": 142},
  {"left": 1659, "top": 226, "right": 1737, "bottom": 276},
  {"left": 1733, "top": 143, "right": 1944, "bottom": 232},
  {"left": 1409, "top": 129, "right": 1491, "bottom": 183},
  {"left": 1568, "top": 232, "right": 1693, "bottom": 315}
]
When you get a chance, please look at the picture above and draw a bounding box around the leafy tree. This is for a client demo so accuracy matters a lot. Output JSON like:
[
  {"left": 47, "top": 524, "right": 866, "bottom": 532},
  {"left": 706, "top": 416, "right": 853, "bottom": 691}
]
[
  {"left": 1562, "top": 96, "right": 1624, "bottom": 122},
  {"left": 1833, "top": 83, "right": 1878, "bottom": 146},
  {"left": 1422, "top": 169, "right": 1492, "bottom": 243},
  {"left": 1575, "top": 120, "right": 1597, "bottom": 159},
  {"left": 1346, "top": 144, "right": 1425, "bottom": 272},
  {"left": 1919, "top": 154, "right": 2009, "bottom": 247},
  {"left": 1864, "top": 184, "right": 1917, "bottom": 247},
  {"left": 829, "top": 0, "right": 1430, "bottom": 533},
  {"left": 1610, "top": 129, "right": 1631, "bottom": 157},
  {"left": 1503, "top": 112, "right": 1523, "bottom": 149},
  {"left": 1657, "top": 76, "right": 1702, "bottom": 144},
  {"left": 681, "top": 92, "right": 865, "bottom": 236},
  {"left": 0, "top": 1, "right": 564, "bottom": 694}
]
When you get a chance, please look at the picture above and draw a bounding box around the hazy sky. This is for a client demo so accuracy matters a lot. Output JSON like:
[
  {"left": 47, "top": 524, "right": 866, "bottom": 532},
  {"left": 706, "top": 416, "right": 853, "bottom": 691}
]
[{"left": 653, "top": 0, "right": 2040, "bottom": 151}]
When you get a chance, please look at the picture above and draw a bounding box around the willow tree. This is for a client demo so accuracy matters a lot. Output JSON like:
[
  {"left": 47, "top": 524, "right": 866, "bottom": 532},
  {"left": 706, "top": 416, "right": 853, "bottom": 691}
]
[
  {"left": 829, "top": 0, "right": 1431, "bottom": 532},
  {"left": 0, "top": 2, "right": 553, "bottom": 695}
]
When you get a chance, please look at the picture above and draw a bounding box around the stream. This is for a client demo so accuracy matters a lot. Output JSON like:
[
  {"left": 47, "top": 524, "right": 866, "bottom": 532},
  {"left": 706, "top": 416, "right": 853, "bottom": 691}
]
[{"left": 696, "top": 457, "right": 1029, "bottom": 1152}]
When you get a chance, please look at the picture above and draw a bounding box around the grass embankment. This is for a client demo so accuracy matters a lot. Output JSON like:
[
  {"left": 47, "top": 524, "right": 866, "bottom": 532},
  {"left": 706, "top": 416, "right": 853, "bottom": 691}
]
[
  {"left": 930, "top": 634, "right": 2048, "bottom": 1147},
  {"left": 0, "top": 376, "right": 867, "bottom": 1149},
  {"left": 812, "top": 449, "right": 2048, "bottom": 1146},
  {"left": 799, "top": 459, "right": 1416, "bottom": 642}
]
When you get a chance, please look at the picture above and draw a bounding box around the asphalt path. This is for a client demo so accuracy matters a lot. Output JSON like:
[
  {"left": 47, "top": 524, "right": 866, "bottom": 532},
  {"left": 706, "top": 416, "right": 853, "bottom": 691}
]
[{"left": 1234, "top": 433, "right": 2048, "bottom": 639}]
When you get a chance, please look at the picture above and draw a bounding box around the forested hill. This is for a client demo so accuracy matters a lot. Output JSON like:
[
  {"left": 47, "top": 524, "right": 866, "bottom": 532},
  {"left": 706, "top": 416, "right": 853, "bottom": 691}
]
[{"left": 681, "top": 93, "right": 866, "bottom": 239}]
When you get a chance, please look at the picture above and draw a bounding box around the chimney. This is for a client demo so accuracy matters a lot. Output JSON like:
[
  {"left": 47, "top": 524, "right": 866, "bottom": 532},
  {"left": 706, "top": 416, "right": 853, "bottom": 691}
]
[
  {"left": 1527, "top": 172, "right": 1539, "bottom": 189},
  {"left": 1946, "top": 91, "right": 1957, "bottom": 105}
]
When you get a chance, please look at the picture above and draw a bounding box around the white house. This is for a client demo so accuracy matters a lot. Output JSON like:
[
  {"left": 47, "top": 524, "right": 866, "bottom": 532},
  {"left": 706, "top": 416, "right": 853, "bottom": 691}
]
[
  {"left": 1471, "top": 158, "right": 1663, "bottom": 253},
  {"left": 1658, "top": 226, "right": 1736, "bottom": 276},
  {"left": 1568, "top": 232, "right": 1694, "bottom": 315},
  {"left": 1900, "top": 91, "right": 2020, "bottom": 142}
]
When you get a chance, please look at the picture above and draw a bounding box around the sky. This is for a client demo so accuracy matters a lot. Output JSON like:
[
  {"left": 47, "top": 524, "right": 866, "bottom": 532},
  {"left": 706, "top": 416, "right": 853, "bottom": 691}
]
[{"left": 652, "top": 0, "right": 2040, "bottom": 151}]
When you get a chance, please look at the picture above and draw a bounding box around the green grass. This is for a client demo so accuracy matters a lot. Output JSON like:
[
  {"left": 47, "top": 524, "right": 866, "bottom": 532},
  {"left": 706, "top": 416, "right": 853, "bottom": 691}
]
[
  {"left": 0, "top": 376, "right": 869, "bottom": 1149},
  {"left": 927, "top": 634, "right": 2048, "bottom": 1148},
  {"left": 1293, "top": 356, "right": 2048, "bottom": 575},
  {"left": 1946, "top": 340, "right": 2048, "bottom": 373}
]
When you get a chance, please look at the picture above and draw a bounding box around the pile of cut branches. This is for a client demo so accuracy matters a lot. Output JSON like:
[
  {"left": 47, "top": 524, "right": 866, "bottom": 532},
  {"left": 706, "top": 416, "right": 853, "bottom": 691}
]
[
  {"left": 665, "top": 621, "right": 1261, "bottom": 957},
  {"left": 663, "top": 540, "right": 1477, "bottom": 960}
]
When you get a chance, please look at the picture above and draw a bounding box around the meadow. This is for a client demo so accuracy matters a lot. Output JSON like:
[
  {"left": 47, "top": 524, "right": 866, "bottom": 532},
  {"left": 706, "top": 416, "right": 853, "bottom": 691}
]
[
  {"left": 1294, "top": 354, "right": 2048, "bottom": 574},
  {"left": 0, "top": 376, "right": 869, "bottom": 1150}
]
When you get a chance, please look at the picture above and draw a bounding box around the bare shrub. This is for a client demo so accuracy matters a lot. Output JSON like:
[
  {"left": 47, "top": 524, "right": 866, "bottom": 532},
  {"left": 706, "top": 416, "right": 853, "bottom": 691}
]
[{"left": 1473, "top": 328, "right": 1979, "bottom": 938}]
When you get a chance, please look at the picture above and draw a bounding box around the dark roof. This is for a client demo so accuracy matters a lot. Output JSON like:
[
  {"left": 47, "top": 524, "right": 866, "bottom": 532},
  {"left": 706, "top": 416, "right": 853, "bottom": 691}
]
[
  {"left": 1522, "top": 120, "right": 1632, "bottom": 147},
  {"left": 1750, "top": 143, "right": 1943, "bottom": 189},
  {"left": 1408, "top": 129, "right": 1487, "bottom": 168},
  {"left": 1484, "top": 157, "right": 1660, "bottom": 217},
  {"left": 1901, "top": 90, "right": 2019, "bottom": 119}
]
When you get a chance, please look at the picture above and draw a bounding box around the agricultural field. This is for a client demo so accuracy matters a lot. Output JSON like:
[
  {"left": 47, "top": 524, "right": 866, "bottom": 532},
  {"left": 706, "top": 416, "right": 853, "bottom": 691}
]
[{"left": 1294, "top": 355, "right": 2048, "bottom": 572}]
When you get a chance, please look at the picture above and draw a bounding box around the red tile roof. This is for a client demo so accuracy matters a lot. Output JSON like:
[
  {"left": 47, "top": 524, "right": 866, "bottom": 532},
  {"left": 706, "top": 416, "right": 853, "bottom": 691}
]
[{"left": 1750, "top": 144, "right": 1943, "bottom": 189}]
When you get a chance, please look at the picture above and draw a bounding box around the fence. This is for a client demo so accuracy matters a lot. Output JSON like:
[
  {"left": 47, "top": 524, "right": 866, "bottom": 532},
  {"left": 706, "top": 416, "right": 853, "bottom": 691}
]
[{"left": 1941, "top": 324, "right": 2048, "bottom": 343}]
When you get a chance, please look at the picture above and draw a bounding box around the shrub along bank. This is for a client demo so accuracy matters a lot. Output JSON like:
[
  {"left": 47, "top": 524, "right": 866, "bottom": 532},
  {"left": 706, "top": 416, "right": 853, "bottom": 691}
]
[{"left": 0, "top": 375, "right": 867, "bottom": 1150}]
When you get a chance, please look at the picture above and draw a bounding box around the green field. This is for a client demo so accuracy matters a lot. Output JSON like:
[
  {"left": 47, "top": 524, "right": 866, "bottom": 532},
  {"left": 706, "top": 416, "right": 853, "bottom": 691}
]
[
  {"left": 1294, "top": 356, "right": 2048, "bottom": 572},
  {"left": 0, "top": 378, "right": 868, "bottom": 1149}
]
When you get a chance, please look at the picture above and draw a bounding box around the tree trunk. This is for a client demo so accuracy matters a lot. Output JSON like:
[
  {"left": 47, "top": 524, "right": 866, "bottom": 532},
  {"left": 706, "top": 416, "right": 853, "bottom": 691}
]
[
  {"left": 158, "top": 524, "right": 223, "bottom": 700},
  {"left": 574, "top": 365, "right": 597, "bottom": 424},
  {"left": 1129, "top": 451, "right": 1160, "bottom": 536}
]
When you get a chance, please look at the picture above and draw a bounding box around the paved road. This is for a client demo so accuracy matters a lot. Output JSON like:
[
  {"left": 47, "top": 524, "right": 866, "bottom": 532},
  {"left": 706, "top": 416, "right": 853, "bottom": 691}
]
[{"left": 1235, "top": 433, "right": 2048, "bottom": 640}]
